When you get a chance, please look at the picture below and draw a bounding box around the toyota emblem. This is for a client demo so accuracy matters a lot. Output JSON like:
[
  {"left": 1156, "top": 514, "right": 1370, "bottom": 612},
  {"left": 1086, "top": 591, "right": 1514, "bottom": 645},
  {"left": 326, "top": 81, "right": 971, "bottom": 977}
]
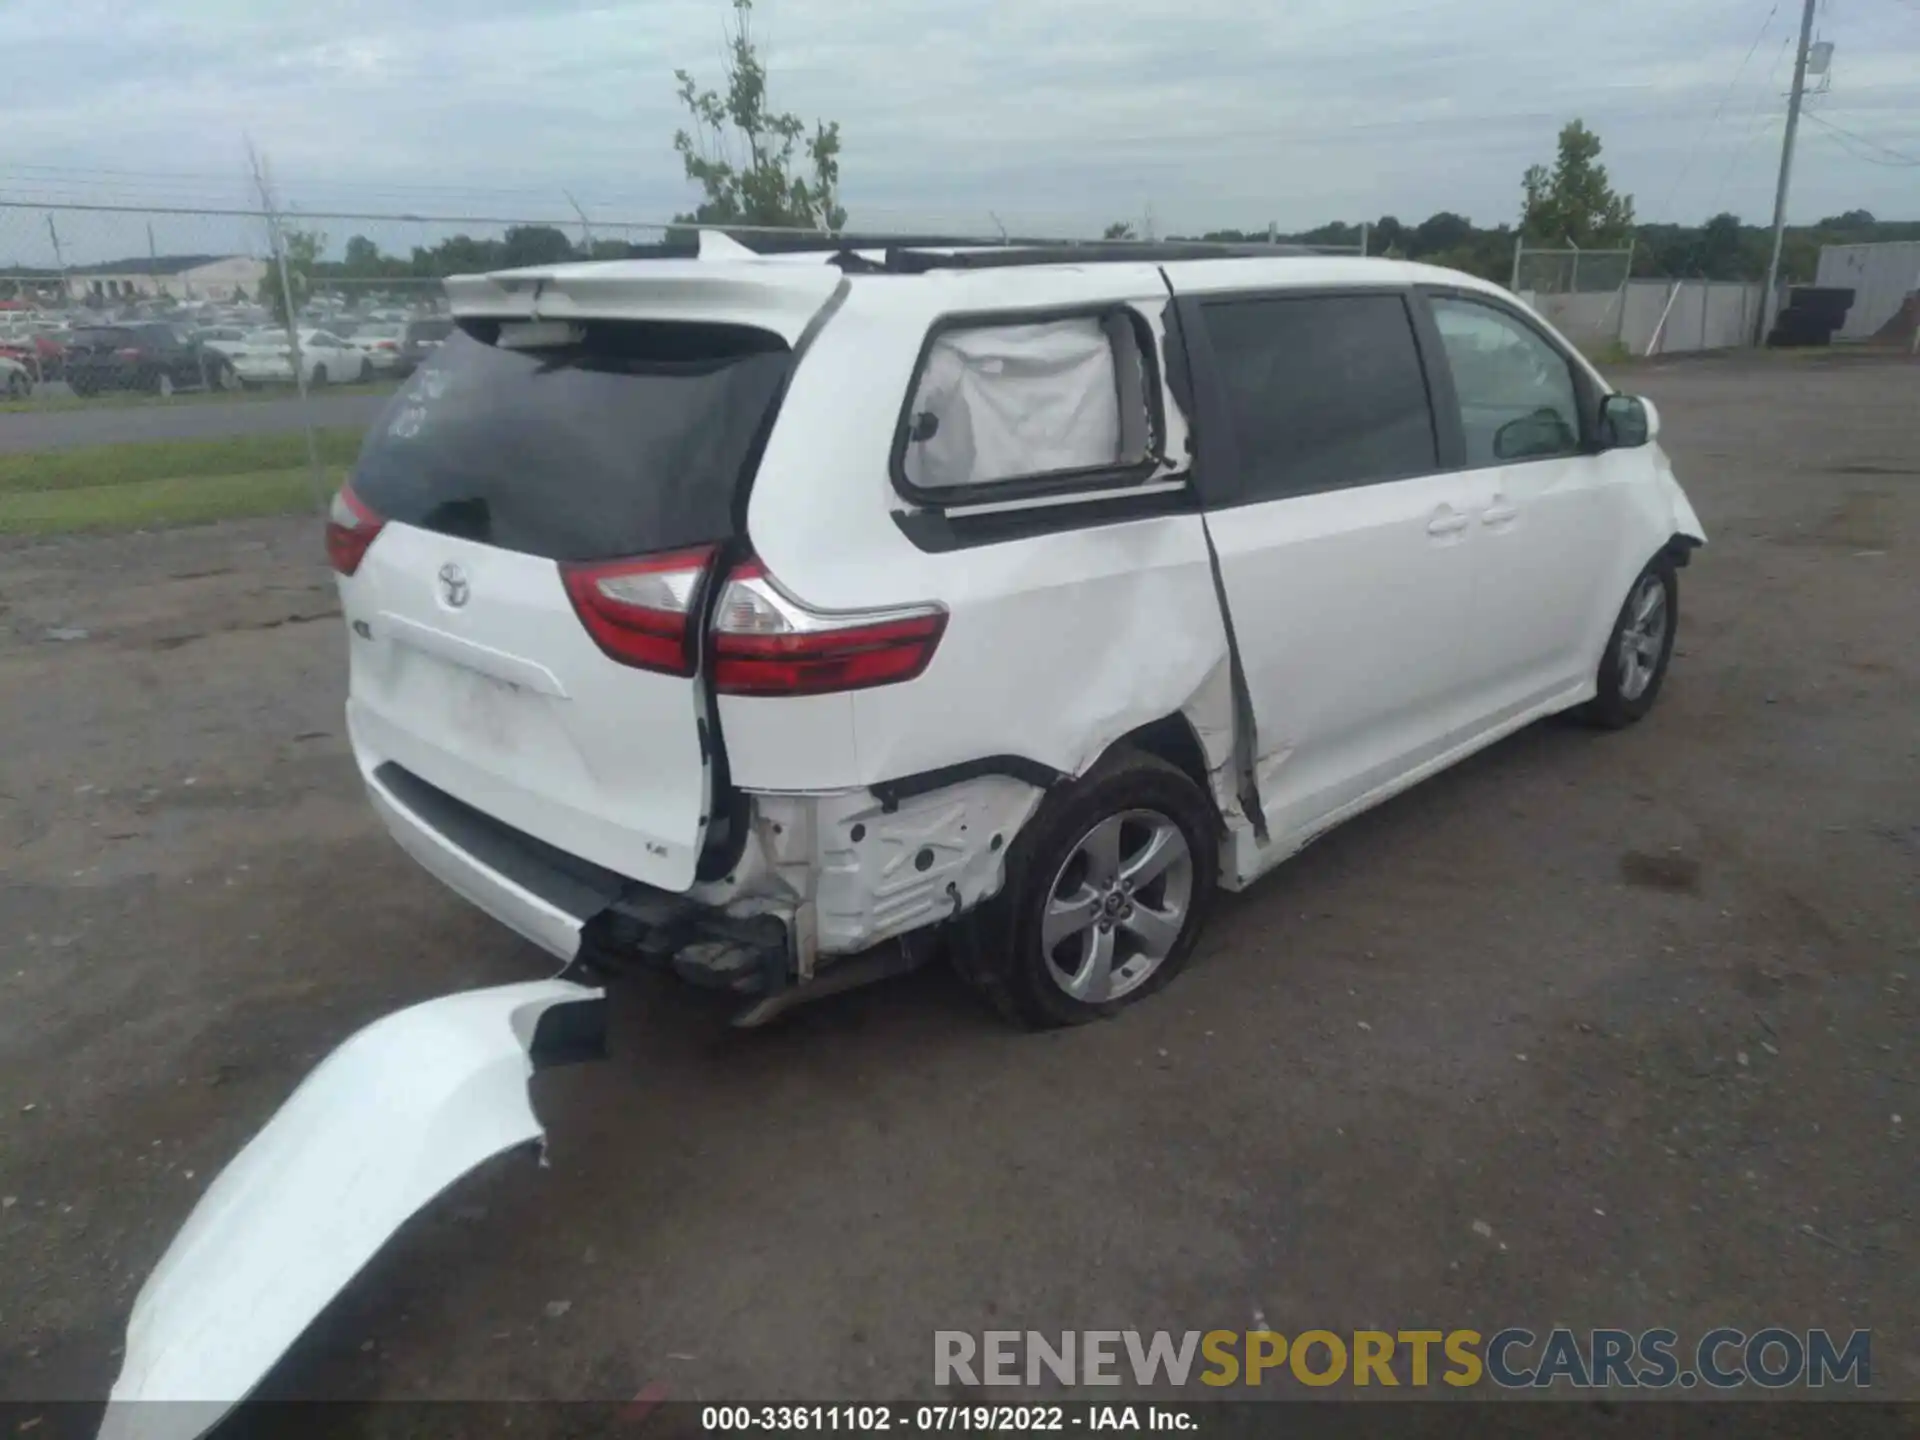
[{"left": 437, "top": 562, "right": 470, "bottom": 609}]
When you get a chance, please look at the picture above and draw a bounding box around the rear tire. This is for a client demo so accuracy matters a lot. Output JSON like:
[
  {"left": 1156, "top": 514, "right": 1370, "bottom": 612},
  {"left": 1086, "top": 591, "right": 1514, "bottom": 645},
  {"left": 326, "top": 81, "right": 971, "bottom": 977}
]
[
  {"left": 1582, "top": 554, "right": 1679, "bottom": 729},
  {"left": 153, "top": 371, "right": 174, "bottom": 398},
  {"left": 310, "top": 364, "right": 328, "bottom": 387},
  {"left": 953, "top": 748, "right": 1218, "bottom": 1030}
]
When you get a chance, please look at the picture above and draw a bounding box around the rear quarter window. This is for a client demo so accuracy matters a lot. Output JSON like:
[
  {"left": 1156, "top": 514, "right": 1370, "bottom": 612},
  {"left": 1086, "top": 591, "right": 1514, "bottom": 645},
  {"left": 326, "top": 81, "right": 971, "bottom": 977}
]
[
  {"left": 351, "top": 322, "right": 791, "bottom": 563},
  {"left": 894, "top": 309, "right": 1160, "bottom": 503}
]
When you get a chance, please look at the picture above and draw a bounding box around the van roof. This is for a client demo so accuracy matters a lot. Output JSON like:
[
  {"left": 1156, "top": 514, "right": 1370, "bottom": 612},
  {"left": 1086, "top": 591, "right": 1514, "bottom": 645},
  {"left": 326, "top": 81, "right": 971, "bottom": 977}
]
[{"left": 443, "top": 243, "right": 1505, "bottom": 334}]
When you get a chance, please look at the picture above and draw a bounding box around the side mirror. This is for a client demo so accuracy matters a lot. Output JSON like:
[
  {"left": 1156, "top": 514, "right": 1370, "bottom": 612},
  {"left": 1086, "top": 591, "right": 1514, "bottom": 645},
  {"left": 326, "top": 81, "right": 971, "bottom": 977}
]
[
  {"left": 1599, "top": 394, "right": 1655, "bottom": 449},
  {"left": 1493, "top": 408, "right": 1577, "bottom": 461}
]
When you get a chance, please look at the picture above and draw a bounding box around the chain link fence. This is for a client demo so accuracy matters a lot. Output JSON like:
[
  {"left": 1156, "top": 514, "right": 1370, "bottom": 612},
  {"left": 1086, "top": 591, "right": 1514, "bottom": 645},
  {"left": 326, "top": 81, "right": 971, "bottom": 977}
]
[{"left": 1507, "top": 241, "right": 1638, "bottom": 353}]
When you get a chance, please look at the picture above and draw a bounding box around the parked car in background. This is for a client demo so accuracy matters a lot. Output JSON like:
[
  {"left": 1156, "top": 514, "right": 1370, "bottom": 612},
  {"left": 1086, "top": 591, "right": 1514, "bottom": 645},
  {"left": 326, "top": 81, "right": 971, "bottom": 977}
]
[
  {"left": 191, "top": 325, "right": 253, "bottom": 361},
  {"left": 395, "top": 317, "right": 454, "bottom": 375},
  {"left": 63, "top": 323, "right": 238, "bottom": 397},
  {"left": 0, "top": 328, "right": 66, "bottom": 382},
  {"left": 0, "top": 354, "right": 33, "bottom": 399},
  {"left": 349, "top": 324, "right": 407, "bottom": 374},
  {"left": 231, "top": 328, "right": 370, "bottom": 387}
]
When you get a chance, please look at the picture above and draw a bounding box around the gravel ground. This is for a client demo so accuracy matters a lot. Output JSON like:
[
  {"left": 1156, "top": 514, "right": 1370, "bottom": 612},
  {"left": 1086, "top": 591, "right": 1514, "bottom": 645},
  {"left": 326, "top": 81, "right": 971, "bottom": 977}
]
[{"left": 0, "top": 355, "right": 1914, "bottom": 1421}]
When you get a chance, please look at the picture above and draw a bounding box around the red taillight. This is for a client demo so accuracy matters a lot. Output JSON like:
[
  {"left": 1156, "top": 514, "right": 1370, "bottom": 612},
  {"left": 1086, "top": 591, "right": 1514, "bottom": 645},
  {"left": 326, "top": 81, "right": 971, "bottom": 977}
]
[
  {"left": 710, "top": 557, "right": 947, "bottom": 697},
  {"left": 560, "top": 545, "right": 716, "bottom": 676},
  {"left": 325, "top": 484, "right": 385, "bottom": 576}
]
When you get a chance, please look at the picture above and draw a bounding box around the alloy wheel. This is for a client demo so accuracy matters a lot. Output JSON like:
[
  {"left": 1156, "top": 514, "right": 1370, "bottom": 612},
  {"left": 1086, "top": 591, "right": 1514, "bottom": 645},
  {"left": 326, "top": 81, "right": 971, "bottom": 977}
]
[
  {"left": 1041, "top": 808, "right": 1194, "bottom": 1004},
  {"left": 1618, "top": 572, "right": 1668, "bottom": 701}
]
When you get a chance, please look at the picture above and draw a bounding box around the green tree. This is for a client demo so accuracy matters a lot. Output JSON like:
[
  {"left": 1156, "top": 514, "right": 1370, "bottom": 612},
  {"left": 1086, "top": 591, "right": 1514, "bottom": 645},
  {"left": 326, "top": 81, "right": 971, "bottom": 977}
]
[
  {"left": 1370, "top": 215, "right": 1408, "bottom": 255},
  {"left": 672, "top": 0, "right": 846, "bottom": 232},
  {"left": 1696, "top": 212, "right": 1747, "bottom": 279},
  {"left": 410, "top": 235, "right": 506, "bottom": 277},
  {"left": 1521, "top": 120, "right": 1635, "bottom": 246},
  {"left": 500, "top": 225, "right": 577, "bottom": 269},
  {"left": 343, "top": 235, "right": 383, "bottom": 274},
  {"left": 1413, "top": 211, "right": 1473, "bottom": 255},
  {"left": 262, "top": 226, "right": 325, "bottom": 327},
  {"left": 1102, "top": 221, "right": 1137, "bottom": 240}
]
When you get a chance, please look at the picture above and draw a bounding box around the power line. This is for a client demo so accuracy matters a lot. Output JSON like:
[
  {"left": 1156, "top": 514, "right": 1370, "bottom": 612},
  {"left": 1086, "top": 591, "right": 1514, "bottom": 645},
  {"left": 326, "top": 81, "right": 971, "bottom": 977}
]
[
  {"left": 1700, "top": 32, "right": 1798, "bottom": 221},
  {"left": 1802, "top": 107, "right": 1920, "bottom": 161},
  {"left": 1652, "top": 0, "right": 1782, "bottom": 220},
  {"left": 1803, "top": 108, "right": 1920, "bottom": 163}
]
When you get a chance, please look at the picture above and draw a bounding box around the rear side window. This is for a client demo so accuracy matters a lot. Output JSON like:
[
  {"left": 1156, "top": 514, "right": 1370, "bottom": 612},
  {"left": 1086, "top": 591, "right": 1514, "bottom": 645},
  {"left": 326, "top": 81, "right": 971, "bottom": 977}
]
[
  {"left": 69, "top": 328, "right": 133, "bottom": 348},
  {"left": 1200, "top": 293, "right": 1438, "bottom": 502},
  {"left": 351, "top": 323, "right": 790, "bottom": 562},
  {"left": 406, "top": 319, "right": 453, "bottom": 344},
  {"left": 896, "top": 311, "right": 1157, "bottom": 500}
]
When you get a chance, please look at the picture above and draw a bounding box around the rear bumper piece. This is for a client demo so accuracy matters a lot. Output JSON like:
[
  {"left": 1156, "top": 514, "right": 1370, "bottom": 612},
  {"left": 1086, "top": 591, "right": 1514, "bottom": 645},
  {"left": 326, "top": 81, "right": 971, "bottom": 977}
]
[
  {"left": 595, "top": 886, "right": 791, "bottom": 996},
  {"left": 365, "top": 761, "right": 629, "bottom": 962},
  {"left": 365, "top": 761, "right": 792, "bottom": 989},
  {"left": 99, "top": 979, "right": 604, "bottom": 1440}
]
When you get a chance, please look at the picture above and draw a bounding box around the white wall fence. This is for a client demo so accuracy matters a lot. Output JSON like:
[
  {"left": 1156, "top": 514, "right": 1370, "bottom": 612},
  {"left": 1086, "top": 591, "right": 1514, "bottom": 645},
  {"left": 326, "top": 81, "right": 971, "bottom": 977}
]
[
  {"left": 1814, "top": 242, "right": 1920, "bottom": 341},
  {"left": 1523, "top": 279, "right": 1762, "bottom": 356}
]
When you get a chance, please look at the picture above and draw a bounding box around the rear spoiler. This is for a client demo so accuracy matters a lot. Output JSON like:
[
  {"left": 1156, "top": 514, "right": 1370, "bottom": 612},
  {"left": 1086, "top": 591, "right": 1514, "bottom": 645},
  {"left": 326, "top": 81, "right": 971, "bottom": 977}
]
[{"left": 444, "top": 260, "right": 844, "bottom": 345}]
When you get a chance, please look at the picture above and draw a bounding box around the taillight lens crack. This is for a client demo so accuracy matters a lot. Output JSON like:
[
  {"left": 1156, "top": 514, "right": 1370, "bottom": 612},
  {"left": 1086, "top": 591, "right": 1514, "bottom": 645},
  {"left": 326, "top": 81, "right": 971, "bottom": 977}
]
[{"left": 560, "top": 545, "right": 716, "bottom": 677}]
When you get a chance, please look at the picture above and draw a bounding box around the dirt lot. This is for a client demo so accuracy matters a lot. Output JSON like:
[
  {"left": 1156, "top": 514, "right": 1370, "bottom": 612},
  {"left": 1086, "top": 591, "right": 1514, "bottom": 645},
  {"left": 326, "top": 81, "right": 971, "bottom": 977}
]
[{"left": 0, "top": 354, "right": 1914, "bottom": 1420}]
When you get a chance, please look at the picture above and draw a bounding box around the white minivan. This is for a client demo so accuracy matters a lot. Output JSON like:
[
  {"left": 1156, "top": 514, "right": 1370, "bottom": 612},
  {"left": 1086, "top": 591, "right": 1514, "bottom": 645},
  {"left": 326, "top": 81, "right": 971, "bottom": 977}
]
[{"left": 327, "top": 242, "right": 1704, "bottom": 1028}]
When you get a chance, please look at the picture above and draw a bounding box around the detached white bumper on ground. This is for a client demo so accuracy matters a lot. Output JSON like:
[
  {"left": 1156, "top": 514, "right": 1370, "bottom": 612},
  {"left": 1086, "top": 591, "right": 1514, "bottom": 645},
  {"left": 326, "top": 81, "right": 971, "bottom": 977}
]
[{"left": 98, "top": 978, "right": 605, "bottom": 1440}]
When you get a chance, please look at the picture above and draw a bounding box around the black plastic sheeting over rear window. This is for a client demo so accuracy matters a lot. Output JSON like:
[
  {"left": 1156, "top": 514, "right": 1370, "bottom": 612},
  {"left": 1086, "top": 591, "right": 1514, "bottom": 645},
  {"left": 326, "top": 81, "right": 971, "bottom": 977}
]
[{"left": 350, "top": 322, "right": 791, "bottom": 562}]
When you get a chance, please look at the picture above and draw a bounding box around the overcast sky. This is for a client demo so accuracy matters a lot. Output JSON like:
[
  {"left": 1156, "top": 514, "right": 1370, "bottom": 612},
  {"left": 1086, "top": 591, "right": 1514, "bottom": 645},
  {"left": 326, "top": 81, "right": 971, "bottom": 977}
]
[{"left": 7, "top": 0, "right": 1919, "bottom": 263}]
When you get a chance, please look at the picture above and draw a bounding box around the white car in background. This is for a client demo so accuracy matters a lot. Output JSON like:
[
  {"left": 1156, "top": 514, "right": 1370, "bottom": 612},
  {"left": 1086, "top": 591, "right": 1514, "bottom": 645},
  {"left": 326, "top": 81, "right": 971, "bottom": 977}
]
[
  {"left": 192, "top": 325, "right": 253, "bottom": 361},
  {"left": 0, "top": 353, "right": 33, "bottom": 399},
  {"left": 348, "top": 324, "right": 407, "bottom": 374},
  {"left": 232, "top": 328, "right": 370, "bottom": 387}
]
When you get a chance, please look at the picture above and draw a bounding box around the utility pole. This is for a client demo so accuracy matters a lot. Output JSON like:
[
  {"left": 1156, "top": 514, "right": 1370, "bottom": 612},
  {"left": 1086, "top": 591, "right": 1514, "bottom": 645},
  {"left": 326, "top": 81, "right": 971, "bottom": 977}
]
[
  {"left": 46, "top": 214, "right": 68, "bottom": 302},
  {"left": 1756, "top": 0, "right": 1819, "bottom": 345},
  {"left": 565, "top": 190, "right": 593, "bottom": 253}
]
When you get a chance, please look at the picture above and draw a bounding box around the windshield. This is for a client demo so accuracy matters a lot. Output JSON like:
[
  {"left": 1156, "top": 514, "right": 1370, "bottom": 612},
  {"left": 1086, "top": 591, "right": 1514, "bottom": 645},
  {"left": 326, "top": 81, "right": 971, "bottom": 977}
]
[{"left": 351, "top": 323, "right": 791, "bottom": 562}]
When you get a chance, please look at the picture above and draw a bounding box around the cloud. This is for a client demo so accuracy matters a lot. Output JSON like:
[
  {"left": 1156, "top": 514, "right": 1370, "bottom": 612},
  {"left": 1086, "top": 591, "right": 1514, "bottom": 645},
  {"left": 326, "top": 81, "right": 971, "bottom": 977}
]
[{"left": 5, "top": 0, "right": 1918, "bottom": 264}]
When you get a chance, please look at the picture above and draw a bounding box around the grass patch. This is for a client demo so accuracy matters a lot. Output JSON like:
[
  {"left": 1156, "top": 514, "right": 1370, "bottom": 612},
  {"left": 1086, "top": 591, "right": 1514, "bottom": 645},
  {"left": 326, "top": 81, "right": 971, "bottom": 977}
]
[
  {"left": 1579, "top": 339, "right": 1636, "bottom": 368},
  {"left": 0, "top": 468, "right": 333, "bottom": 535},
  {"left": 0, "top": 429, "right": 364, "bottom": 494},
  {"left": 0, "top": 379, "right": 400, "bottom": 415}
]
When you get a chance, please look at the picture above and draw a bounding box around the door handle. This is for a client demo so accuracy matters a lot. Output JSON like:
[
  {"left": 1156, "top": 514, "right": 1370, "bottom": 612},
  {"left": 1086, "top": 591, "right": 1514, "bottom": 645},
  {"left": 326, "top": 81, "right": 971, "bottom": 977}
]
[
  {"left": 1482, "top": 502, "right": 1519, "bottom": 526},
  {"left": 1426, "top": 507, "right": 1471, "bottom": 537}
]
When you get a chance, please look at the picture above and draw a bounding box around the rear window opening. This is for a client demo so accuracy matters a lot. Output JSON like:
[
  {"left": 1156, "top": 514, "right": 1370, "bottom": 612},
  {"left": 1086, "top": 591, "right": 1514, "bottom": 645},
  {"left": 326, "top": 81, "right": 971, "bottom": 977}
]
[{"left": 349, "top": 321, "right": 792, "bottom": 563}]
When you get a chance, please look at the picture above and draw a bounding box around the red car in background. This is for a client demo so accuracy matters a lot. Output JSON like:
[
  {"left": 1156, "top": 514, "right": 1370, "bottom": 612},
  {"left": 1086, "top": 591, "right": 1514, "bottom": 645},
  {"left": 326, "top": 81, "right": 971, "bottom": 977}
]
[{"left": 0, "top": 330, "right": 67, "bottom": 382}]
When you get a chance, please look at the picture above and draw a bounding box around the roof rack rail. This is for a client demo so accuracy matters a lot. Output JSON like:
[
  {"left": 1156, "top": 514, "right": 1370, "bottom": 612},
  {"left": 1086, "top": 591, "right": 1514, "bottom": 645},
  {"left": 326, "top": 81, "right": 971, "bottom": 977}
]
[{"left": 828, "top": 242, "right": 1325, "bottom": 274}]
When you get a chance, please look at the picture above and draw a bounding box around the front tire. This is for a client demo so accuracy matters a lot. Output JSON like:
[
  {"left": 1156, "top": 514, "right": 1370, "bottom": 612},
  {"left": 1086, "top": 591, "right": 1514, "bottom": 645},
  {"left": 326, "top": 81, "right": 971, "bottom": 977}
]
[
  {"left": 955, "top": 749, "right": 1218, "bottom": 1029},
  {"left": 310, "top": 364, "right": 328, "bottom": 387},
  {"left": 1583, "top": 554, "right": 1678, "bottom": 729},
  {"left": 6, "top": 371, "right": 28, "bottom": 399}
]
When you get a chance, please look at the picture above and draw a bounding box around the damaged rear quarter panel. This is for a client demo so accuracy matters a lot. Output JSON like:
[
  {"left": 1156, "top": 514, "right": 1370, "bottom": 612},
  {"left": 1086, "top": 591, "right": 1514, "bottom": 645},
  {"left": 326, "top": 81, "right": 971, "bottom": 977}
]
[
  {"left": 700, "top": 780, "right": 1047, "bottom": 965},
  {"left": 741, "top": 271, "right": 1233, "bottom": 794},
  {"left": 708, "top": 270, "right": 1237, "bottom": 963}
]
